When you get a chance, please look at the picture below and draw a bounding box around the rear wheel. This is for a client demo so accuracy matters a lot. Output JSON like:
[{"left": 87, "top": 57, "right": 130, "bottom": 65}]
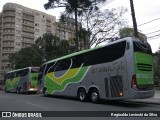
[
  {"left": 78, "top": 89, "right": 87, "bottom": 102},
  {"left": 90, "top": 89, "right": 100, "bottom": 104}
]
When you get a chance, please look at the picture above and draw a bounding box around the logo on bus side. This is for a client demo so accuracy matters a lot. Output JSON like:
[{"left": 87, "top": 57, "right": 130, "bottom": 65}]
[{"left": 91, "top": 61, "right": 124, "bottom": 74}]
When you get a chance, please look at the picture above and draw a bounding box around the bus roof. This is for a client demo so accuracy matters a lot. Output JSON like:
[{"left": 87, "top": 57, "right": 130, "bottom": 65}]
[
  {"left": 6, "top": 67, "right": 39, "bottom": 74},
  {"left": 44, "top": 37, "right": 137, "bottom": 65}
]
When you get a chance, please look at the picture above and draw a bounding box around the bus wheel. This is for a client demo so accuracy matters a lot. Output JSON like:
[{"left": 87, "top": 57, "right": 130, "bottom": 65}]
[
  {"left": 43, "top": 89, "right": 47, "bottom": 96},
  {"left": 90, "top": 89, "right": 100, "bottom": 104},
  {"left": 19, "top": 88, "right": 22, "bottom": 94},
  {"left": 16, "top": 88, "right": 19, "bottom": 94},
  {"left": 78, "top": 89, "right": 87, "bottom": 102}
]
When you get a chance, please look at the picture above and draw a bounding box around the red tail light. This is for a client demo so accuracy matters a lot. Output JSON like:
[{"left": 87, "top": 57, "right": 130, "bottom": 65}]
[{"left": 132, "top": 74, "right": 139, "bottom": 91}]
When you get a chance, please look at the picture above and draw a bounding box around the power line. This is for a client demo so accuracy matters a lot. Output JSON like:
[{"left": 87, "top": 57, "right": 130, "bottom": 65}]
[
  {"left": 148, "top": 34, "right": 160, "bottom": 39},
  {"left": 138, "top": 17, "right": 160, "bottom": 27},
  {"left": 140, "top": 25, "right": 160, "bottom": 32},
  {"left": 147, "top": 36, "right": 160, "bottom": 41},
  {"left": 146, "top": 30, "right": 160, "bottom": 35}
]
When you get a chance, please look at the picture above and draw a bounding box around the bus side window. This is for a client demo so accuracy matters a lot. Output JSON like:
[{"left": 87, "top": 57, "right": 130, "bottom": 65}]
[{"left": 126, "top": 42, "right": 130, "bottom": 50}]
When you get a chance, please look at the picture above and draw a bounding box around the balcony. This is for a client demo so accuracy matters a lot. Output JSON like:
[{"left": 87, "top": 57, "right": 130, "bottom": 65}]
[
  {"left": 2, "top": 50, "right": 14, "bottom": 54},
  {"left": 2, "top": 44, "right": 14, "bottom": 48},
  {"left": 22, "top": 11, "right": 34, "bottom": 16},
  {"left": 3, "top": 25, "right": 15, "bottom": 29},
  {"left": 2, "top": 31, "right": 15, "bottom": 35},
  {"left": 22, "top": 28, "right": 34, "bottom": 33},
  {"left": 22, "top": 22, "right": 34, "bottom": 27},
  {"left": 22, "top": 17, "right": 34, "bottom": 22},
  {"left": 3, "top": 13, "right": 15, "bottom": 17},
  {"left": 22, "top": 33, "right": 34, "bottom": 39},
  {"left": 3, "top": 19, "right": 15, "bottom": 23},
  {"left": 3, "top": 8, "right": 16, "bottom": 11},
  {"left": 2, "top": 38, "right": 14, "bottom": 42},
  {"left": 22, "top": 40, "right": 34, "bottom": 44}
]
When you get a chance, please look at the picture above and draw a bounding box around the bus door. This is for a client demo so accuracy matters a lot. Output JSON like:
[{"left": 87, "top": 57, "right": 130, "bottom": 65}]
[{"left": 123, "top": 41, "right": 132, "bottom": 98}]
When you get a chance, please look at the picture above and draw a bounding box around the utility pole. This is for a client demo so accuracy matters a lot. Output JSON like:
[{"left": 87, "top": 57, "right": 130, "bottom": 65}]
[
  {"left": 130, "top": 0, "right": 139, "bottom": 38},
  {"left": 75, "top": 6, "right": 79, "bottom": 51}
]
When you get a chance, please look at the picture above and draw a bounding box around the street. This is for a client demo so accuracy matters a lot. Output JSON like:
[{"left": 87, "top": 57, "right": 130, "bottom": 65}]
[{"left": 0, "top": 91, "right": 160, "bottom": 120}]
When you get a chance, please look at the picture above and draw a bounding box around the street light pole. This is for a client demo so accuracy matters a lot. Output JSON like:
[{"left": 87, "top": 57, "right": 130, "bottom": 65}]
[{"left": 130, "top": 0, "right": 139, "bottom": 38}]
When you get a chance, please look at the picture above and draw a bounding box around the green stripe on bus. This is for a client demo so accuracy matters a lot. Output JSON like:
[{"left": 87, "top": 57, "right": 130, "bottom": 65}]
[{"left": 45, "top": 66, "right": 89, "bottom": 94}]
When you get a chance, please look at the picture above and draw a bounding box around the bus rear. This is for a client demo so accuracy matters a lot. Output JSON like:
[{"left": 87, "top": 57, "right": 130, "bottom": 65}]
[
  {"left": 130, "top": 39, "right": 155, "bottom": 99},
  {"left": 28, "top": 67, "right": 39, "bottom": 92}
]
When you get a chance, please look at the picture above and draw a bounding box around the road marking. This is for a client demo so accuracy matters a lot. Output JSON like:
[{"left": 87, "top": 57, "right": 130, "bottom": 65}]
[{"left": 26, "top": 102, "right": 49, "bottom": 110}]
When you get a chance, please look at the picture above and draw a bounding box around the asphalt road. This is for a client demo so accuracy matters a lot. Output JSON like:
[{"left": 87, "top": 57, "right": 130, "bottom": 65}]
[{"left": 0, "top": 91, "right": 160, "bottom": 120}]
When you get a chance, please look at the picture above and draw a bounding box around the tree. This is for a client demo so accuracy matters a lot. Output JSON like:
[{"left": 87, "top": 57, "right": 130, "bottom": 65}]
[
  {"left": 79, "top": 7, "right": 127, "bottom": 48},
  {"left": 154, "top": 50, "right": 160, "bottom": 86},
  {"left": 8, "top": 33, "right": 74, "bottom": 69},
  {"left": 8, "top": 46, "right": 42, "bottom": 69},
  {"left": 119, "top": 27, "right": 147, "bottom": 41},
  {"left": 44, "top": 0, "right": 106, "bottom": 51}
]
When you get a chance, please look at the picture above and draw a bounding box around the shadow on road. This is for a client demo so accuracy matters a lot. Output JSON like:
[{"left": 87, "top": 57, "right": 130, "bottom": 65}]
[{"left": 38, "top": 94, "right": 149, "bottom": 108}]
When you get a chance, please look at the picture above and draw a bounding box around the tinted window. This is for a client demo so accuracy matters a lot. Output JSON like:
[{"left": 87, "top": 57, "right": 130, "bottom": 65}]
[
  {"left": 44, "top": 41, "right": 126, "bottom": 73},
  {"left": 108, "top": 41, "right": 126, "bottom": 62},
  {"left": 133, "top": 41, "right": 152, "bottom": 54},
  {"left": 83, "top": 47, "right": 108, "bottom": 66},
  {"left": 83, "top": 41, "right": 126, "bottom": 65},
  {"left": 19, "top": 68, "right": 29, "bottom": 77},
  {"left": 45, "top": 62, "right": 55, "bottom": 74},
  {"left": 54, "top": 59, "right": 72, "bottom": 72},
  {"left": 71, "top": 55, "right": 82, "bottom": 68}
]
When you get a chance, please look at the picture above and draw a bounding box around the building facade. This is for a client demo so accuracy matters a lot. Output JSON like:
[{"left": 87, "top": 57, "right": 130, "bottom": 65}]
[
  {"left": 0, "top": 3, "right": 56, "bottom": 79},
  {"left": 56, "top": 18, "right": 76, "bottom": 41}
]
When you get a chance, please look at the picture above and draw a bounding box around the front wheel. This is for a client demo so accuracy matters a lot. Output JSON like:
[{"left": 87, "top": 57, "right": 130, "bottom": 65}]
[
  {"left": 19, "top": 88, "right": 22, "bottom": 94},
  {"left": 43, "top": 89, "right": 47, "bottom": 96},
  {"left": 16, "top": 88, "right": 20, "bottom": 94},
  {"left": 90, "top": 89, "right": 100, "bottom": 104}
]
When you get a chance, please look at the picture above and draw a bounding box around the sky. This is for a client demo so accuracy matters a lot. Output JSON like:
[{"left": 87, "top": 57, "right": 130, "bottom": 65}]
[{"left": 0, "top": 0, "right": 160, "bottom": 52}]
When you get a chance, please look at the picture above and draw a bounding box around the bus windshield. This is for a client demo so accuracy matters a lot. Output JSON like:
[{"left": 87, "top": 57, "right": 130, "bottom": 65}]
[{"left": 133, "top": 41, "right": 152, "bottom": 55}]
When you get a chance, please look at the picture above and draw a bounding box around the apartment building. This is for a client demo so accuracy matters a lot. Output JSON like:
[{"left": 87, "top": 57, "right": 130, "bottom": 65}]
[
  {"left": 56, "top": 18, "right": 77, "bottom": 41},
  {"left": 56, "top": 18, "right": 84, "bottom": 50},
  {"left": 0, "top": 3, "right": 56, "bottom": 79}
]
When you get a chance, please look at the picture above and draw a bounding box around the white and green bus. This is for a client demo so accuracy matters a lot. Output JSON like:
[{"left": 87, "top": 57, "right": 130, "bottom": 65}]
[
  {"left": 38, "top": 37, "right": 155, "bottom": 103},
  {"left": 4, "top": 67, "right": 39, "bottom": 93}
]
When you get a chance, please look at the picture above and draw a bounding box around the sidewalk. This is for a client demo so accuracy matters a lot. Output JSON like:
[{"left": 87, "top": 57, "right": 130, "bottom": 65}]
[{"left": 129, "top": 90, "right": 160, "bottom": 104}]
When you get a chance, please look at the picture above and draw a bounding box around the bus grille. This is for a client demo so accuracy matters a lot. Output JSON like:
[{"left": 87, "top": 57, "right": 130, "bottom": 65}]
[
  {"left": 110, "top": 76, "right": 123, "bottom": 97},
  {"left": 137, "top": 63, "right": 152, "bottom": 71},
  {"left": 138, "top": 84, "right": 154, "bottom": 91}
]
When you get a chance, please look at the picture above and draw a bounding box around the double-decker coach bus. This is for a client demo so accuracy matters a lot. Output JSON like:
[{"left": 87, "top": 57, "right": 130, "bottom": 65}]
[
  {"left": 38, "top": 37, "right": 155, "bottom": 103},
  {"left": 4, "top": 67, "right": 39, "bottom": 93}
]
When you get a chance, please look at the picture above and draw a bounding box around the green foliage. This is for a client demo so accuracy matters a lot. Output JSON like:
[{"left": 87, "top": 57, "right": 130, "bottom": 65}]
[
  {"left": 8, "top": 33, "right": 75, "bottom": 69},
  {"left": 154, "top": 50, "right": 160, "bottom": 79},
  {"left": 44, "top": 0, "right": 106, "bottom": 15},
  {"left": 119, "top": 27, "right": 147, "bottom": 41},
  {"left": 44, "top": 0, "right": 107, "bottom": 51}
]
